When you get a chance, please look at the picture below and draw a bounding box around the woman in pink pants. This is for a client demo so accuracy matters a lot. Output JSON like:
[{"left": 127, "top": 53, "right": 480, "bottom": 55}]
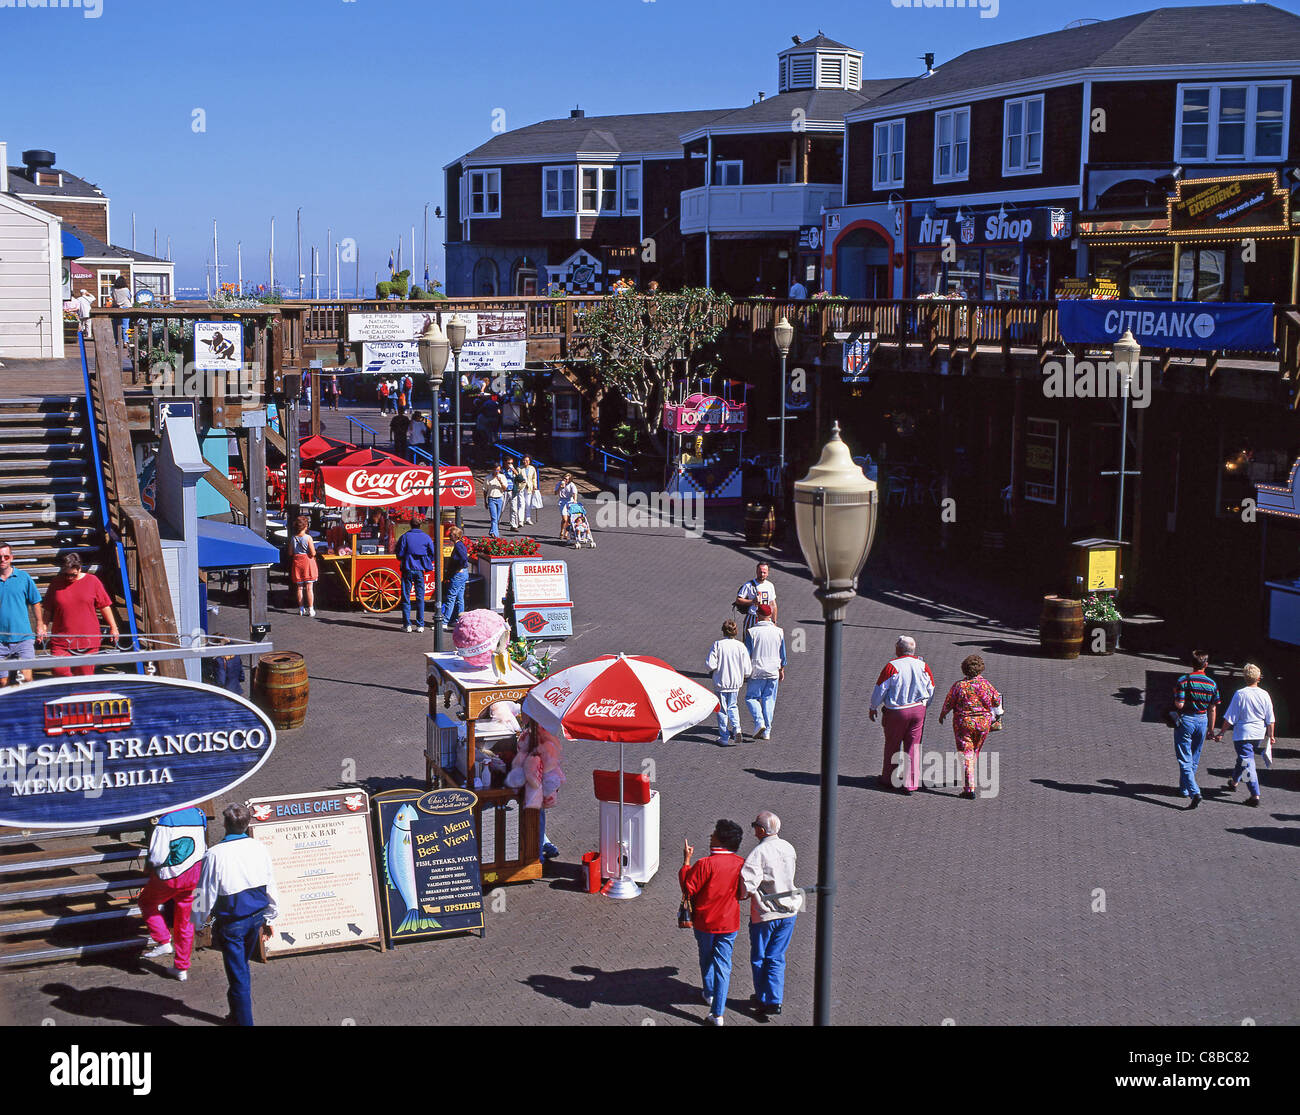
[{"left": 138, "top": 806, "right": 207, "bottom": 980}]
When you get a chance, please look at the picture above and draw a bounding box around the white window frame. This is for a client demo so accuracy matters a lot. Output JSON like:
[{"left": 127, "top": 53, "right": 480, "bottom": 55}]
[
  {"left": 542, "top": 165, "right": 576, "bottom": 216},
  {"left": 933, "top": 106, "right": 971, "bottom": 183},
  {"left": 621, "top": 164, "right": 641, "bottom": 215},
  {"left": 872, "top": 119, "right": 905, "bottom": 190},
  {"left": 579, "top": 165, "right": 620, "bottom": 215},
  {"left": 1003, "top": 95, "right": 1044, "bottom": 176},
  {"left": 713, "top": 160, "right": 743, "bottom": 187},
  {"left": 776, "top": 159, "right": 795, "bottom": 185},
  {"left": 469, "top": 169, "right": 501, "bottom": 218},
  {"left": 1176, "top": 82, "right": 1290, "bottom": 163}
]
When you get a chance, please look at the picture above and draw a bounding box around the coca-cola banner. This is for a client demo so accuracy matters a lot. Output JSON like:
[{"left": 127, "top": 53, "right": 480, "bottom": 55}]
[{"left": 320, "top": 465, "right": 476, "bottom": 509}]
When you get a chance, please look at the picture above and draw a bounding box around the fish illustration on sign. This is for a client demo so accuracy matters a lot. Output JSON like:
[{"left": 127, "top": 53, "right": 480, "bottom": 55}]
[{"left": 384, "top": 803, "right": 439, "bottom": 934}]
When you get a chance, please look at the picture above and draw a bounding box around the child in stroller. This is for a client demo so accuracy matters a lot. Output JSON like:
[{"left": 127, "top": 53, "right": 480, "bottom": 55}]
[{"left": 567, "top": 498, "right": 595, "bottom": 548}]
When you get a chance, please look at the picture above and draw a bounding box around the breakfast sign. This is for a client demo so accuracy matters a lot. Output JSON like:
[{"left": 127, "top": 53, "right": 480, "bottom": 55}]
[
  {"left": 248, "top": 789, "right": 385, "bottom": 958},
  {"left": 0, "top": 677, "right": 276, "bottom": 829},
  {"left": 509, "top": 559, "right": 573, "bottom": 639}
]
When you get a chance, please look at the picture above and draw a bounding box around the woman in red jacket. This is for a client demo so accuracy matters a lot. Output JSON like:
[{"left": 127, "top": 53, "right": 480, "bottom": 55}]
[{"left": 679, "top": 819, "right": 745, "bottom": 1026}]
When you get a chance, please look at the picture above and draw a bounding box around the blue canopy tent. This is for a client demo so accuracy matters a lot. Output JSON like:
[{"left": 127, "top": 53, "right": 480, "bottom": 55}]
[
  {"left": 197, "top": 519, "right": 279, "bottom": 571},
  {"left": 61, "top": 230, "right": 85, "bottom": 259}
]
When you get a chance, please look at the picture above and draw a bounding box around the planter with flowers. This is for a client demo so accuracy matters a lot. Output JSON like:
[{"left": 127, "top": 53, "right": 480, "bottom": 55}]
[
  {"left": 812, "top": 290, "right": 849, "bottom": 335},
  {"left": 1081, "top": 593, "right": 1121, "bottom": 655},
  {"left": 472, "top": 535, "right": 541, "bottom": 612}
]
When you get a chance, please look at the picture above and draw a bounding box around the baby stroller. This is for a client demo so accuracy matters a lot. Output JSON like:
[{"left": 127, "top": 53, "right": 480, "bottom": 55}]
[{"left": 568, "top": 499, "right": 595, "bottom": 548}]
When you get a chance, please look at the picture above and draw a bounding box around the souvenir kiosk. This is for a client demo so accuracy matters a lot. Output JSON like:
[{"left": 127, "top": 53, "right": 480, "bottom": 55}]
[
  {"left": 662, "top": 389, "right": 749, "bottom": 506},
  {"left": 425, "top": 649, "right": 543, "bottom": 886}
]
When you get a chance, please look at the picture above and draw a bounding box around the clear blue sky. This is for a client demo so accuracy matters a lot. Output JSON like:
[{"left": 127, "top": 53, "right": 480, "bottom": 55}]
[{"left": 3, "top": 0, "right": 1291, "bottom": 293}]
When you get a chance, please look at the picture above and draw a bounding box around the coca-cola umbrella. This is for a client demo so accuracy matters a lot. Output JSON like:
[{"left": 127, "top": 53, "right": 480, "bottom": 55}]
[
  {"left": 299, "top": 433, "right": 355, "bottom": 462},
  {"left": 521, "top": 653, "right": 719, "bottom": 899}
]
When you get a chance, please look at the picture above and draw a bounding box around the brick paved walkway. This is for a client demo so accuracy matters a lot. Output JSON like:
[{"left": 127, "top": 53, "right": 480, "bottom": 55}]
[{"left": 4, "top": 405, "right": 1297, "bottom": 1027}]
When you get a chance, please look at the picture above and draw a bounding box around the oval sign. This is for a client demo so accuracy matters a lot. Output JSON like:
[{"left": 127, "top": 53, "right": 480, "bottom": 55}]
[{"left": 0, "top": 676, "right": 277, "bottom": 829}]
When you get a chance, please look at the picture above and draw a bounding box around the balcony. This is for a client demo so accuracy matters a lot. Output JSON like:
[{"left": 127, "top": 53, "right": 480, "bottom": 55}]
[{"left": 679, "top": 183, "right": 843, "bottom": 236}]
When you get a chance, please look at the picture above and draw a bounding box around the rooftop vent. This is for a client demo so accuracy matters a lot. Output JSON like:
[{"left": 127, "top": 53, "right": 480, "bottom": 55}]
[
  {"left": 570, "top": 107, "right": 585, "bottom": 119},
  {"left": 21, "top": 149, "right": 55, "bottom": 173}
]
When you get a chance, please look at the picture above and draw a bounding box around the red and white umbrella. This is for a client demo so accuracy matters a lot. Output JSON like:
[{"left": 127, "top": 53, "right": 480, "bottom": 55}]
[
  {"left": 522, "top": 653, "right": 718, "bottom": 743},
  {"left": 522, "top": 654, "right": 719, "bottom": 899}
]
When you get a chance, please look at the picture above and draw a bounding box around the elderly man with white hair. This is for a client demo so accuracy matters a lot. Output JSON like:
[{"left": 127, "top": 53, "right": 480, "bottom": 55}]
[
  {"left": 869, "top": 635, "right": 936, "bottom": 794},
  {"left": 738, "top": 810, "right": 801, "bottom": 1018}
]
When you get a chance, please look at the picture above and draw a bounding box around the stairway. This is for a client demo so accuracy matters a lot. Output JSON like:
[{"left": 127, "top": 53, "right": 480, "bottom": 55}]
[
  {"left": 0, "top": 823, "right": 150, "bottom": 966},
  {"left": 0, "top": 395, "right": 105, "bottom": 594}
]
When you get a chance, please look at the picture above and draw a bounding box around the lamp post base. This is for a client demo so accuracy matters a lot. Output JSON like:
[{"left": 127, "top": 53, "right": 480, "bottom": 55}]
[{"left": 601, "top": 876, "right": 642, "bottom": 900}]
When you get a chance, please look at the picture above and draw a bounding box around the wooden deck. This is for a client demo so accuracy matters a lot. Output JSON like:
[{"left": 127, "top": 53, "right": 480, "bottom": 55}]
[{"left": 0, "top": 355, "right": 91, "bottom": 400}]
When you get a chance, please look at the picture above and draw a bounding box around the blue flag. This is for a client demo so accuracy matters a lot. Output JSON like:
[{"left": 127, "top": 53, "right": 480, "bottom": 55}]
[{"left": 388, "top": 250, "right": 395, "bottom": 276}]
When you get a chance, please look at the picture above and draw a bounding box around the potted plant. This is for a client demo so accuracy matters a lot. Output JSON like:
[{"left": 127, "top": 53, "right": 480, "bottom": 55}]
[
  {"left": 471, "top": 535, "right": 541, "bottom": 612},
  {"left": 509, "top": 636, "right": 556, "bottom": 679},
  {"left": 1081, "top": 593, "right": 1122, "bottom": 655}
]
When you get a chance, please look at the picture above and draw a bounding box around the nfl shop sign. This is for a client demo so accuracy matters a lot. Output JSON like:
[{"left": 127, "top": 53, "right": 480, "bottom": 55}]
[
  {"left": 0, "top": 677, "right": 276, "bottom": 829},
  {"left": 910, "top": 206, "right": 1073, "bottom": 247},
  {"left": 321, "top": 465, "right": 476, "bottom": 508}
]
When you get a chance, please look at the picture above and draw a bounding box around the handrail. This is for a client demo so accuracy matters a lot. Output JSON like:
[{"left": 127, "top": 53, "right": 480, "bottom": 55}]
[
  {"left": 590, "top": 446, "right": 631, "bottom": 481},
  {"left": 492, "top": 442, "right": 545, "bottom": 470},
  {"left": 409, "top": 446, "right": 448, "bottom": 468},
  {"left": 346, "top": 415, "right": 379, "bottom": 447}
]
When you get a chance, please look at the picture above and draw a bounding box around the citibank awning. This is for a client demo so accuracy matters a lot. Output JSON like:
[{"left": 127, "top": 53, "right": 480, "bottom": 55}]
[
  {"left": 61, "top": 230, "right": 85, "bottom": 259},
  {"left": 197, "top": 518, "right": 280, "bottom": 570}
]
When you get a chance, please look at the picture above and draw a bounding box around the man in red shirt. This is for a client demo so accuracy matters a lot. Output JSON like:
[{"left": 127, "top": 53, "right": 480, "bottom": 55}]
[
  {"left": 679, "top": 819, "right": 745, "bottom": 1025},
  {"left": 42, "top": 554, "right": 118, "bottom": 677}
]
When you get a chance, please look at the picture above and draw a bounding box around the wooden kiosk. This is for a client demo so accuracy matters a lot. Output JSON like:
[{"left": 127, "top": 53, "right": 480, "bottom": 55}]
[{"left": 425, "top": 652, "right": 542, "bottom": 886}]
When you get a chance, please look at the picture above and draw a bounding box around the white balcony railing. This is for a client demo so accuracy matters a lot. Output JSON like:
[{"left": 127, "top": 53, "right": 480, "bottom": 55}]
[{"left": 679, "top": 183, "right": 844, "bottom": 235}]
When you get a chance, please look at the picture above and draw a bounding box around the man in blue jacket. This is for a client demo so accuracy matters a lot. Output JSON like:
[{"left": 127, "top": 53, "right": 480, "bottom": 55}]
[
  {"left": 395, "top": 519, "right": 437, "bottom": 633},
  {"left": 191, "top": 804, "right": 279, "bottom": 1026}
]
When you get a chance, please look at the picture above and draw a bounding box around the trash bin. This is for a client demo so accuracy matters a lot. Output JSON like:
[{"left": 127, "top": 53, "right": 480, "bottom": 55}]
[{"left": 581, "top": 851, "right": 602, "bottom": 893}]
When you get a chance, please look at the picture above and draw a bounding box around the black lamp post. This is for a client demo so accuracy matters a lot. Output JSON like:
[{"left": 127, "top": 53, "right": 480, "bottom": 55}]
[
  {"left": 418, "top": 319, "right": 450, "bottom": 651},
  {"left": 792, "top": 423, "right": 877, "bottom": 1026},
  {"left": 447, "top": 316, "right": 467, "bottom": 527}
]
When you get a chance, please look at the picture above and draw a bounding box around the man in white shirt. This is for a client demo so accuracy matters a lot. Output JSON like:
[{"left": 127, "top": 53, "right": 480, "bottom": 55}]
[
  {"left": 192, "top": 804, "right": 280, "bottom": 1026},
  {"left": 735, "top": 562, "right": 778, "bottom": 638},
  {"left": 788, "top": 280, "right": 808, "bottom": 299},
  {"left": 869, "top": 635, "right": 936, "bottom": 794},
  {"left": 739, "top": 810, "right": 801, "bottom": 1017},
  {"left": 744, "top": 604, "right": 786, "bottom": 740},
  {"left": 706, "top": 618, "right": 752, "bottom": 745},
  {"left": 1216, "top": 662, "right": 1275, "bottom": 807}
]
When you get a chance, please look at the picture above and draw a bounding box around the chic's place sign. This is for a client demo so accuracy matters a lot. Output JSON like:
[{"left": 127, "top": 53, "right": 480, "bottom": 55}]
[{"left": 0, "top": 677, "right": 276, "bottom": 829}]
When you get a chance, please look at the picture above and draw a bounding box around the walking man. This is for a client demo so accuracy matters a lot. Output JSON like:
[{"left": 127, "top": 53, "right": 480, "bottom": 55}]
[
  {"left": 395, "top": 518, "right": 437, "bottom": 633},
  {"left": 740, "top": 810, "right": 801, "bottom": 1018},
  {"left": 680, "top": 819, "right": 745, "bottom": 1026},
  {"left": 734, "top": 562, "right": 777, "bottom": 638},
  {"left": 191, "top": 804, "right": 279, "bottom": 1026},
  {"left": 139, "top": 806, "right": 207, "bottom": 981},
  {"left": 390, "top": 409, "right": 411, "bottom": 460},
  {"left": 869, "top": 635, "right": 936, "bottom": 794},
  {"left": 1216, "top": 663, "right": 1275, "bottom": 808},
  {"left": 744, "top": 603, "right": 785, "bottom": 740},
  {"left": 706, "top": 619, "right": 752, "bottom": 746},
  {"left": 1172, "top": 649, "right": 1219, "bottom": 808},
  {"left": 0, "top": 541, "right": 46, "bottom": 686}
]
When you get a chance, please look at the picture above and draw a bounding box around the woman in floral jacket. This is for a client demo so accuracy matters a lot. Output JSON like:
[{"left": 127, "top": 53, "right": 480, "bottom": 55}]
[{"left": 938, "top": 654, "right": 1003, "bottom": 799}]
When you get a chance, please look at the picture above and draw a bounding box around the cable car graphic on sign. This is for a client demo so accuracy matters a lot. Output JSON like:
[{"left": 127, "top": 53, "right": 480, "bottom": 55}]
[{"left": 43, "top": 692, "right": 134, "bottom": 737}]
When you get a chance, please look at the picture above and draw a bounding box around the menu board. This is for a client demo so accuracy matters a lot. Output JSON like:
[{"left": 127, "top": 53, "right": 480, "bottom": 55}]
[
  {"left": 511, "top": 560, "right": 573, "bottom": 640},
  {"left": 373, "top": 787, "right": 485, "bottom": 944},
  {"left": 247, "top": 789, "right": 384, "bottom": 957}
]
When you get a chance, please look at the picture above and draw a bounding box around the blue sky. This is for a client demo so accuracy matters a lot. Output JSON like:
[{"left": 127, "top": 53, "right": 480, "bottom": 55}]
[{"left": 3, "top": 0, "right": 1292, "bottom": 292}]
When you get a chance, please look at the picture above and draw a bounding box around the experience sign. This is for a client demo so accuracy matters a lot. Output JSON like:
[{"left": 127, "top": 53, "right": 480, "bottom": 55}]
[{"left": 0, "top": 677, "right": 276, "bottom": 829}]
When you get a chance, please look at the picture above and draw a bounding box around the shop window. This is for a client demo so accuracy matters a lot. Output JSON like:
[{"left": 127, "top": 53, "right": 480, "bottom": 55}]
[
  {"left": 934, "top": 107, "right": 970, "bottom": 183},
  {"left": 1003, "top": 95, "right": 1043, "bottom": 175},
  {"left": 873, "top": 119, "right": 905, "bottom": 189},
  {"left": 1177, "top": 248, "right": 1226, "bottom": 301},
  {"left": 1177, "top": 83, "right": 1289, "bottom": 162},
  {"left": 1219, "top": 441, "right": 1295, "bottom": 518},
  {"left": 947, "top": 250, "right": 982, "bottom": 299},
  {"left": 1124, "top": 248, "right": 1175, "bottom": 300},
  {"left": 712, "top": 161, "right": 743, "bottom": 187},
  {"left": 134, "top": 272, "right": 171, "bottom": 299},
  {"left": 1025, "top": 249, "right": 1049, "bottom": 301},
  {"left": 469, "top": 170, "right": 501, "bottom": 217},
  {"left": 543, "top": 166, "right": 576, "bottom": 215},
  {"left": 472, "top": 258, "right": 499, "bottom": 296},
  {"left": 777, "top": 159, "right": 794, "bottom": 184},
  {"left": 511, "top": 258, "right": 537, "bottom": 296},
  {"left": 984, "top": 247, "right": 1021, "bottom": 300},
  {"left": 910, "top": 250, "right": 942, "bottom": 297},
  {"left": 98, "top": 270, "right": 120, "bottom": 305}
]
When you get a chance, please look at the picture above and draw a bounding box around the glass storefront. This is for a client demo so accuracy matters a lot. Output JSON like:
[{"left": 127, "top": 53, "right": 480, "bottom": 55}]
[
  {"left": 911, "top": 251, "right": 943, "bottom": 297},
  {"left": 984, "top": 247, "right": 1021, "bottom": 300},
  {"left": 907, "top": 241, "right": 1064, "bottom": 299}
]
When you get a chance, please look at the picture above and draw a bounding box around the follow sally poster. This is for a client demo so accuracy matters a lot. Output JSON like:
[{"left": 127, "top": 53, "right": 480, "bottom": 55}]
[{"left": 373, "top": 788, "right": 485, "bottom": 944}]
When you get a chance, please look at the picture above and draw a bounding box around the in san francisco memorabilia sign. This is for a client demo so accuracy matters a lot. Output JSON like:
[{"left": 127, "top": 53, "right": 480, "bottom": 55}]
[
  {"left": 373, "top": 787, "right": 484, "bottom": 944},
  {"left": 1168, "top": 173, "right": 1289, "bottom": 238},
  {"left": 0, "top": 677, "right": 276, "bottom": 829},
  {"left": 248, "top": 789, "right": 384, "bottom": 957}
]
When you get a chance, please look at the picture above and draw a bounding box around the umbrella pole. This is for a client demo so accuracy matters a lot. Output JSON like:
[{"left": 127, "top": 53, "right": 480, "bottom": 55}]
[{"left": 602, "top": 739, "right": 641, "bottom": 899}]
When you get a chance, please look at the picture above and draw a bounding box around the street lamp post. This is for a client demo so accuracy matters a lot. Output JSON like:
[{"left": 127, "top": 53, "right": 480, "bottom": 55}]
[
  {"left": 1111, "top": 330, "right": 1140, "bottom": 546},
  {"left": 418, "top": 320, "right": 451, "bottom": 651},
  {"left": 774, "top": 316, "right": 794, "bottom": 495},
  {"left": 447, "top": 316, "right": 467, "bottom": 528},
  {"left": 792, "top": 423, "right": 877, "bottom": 1027}
]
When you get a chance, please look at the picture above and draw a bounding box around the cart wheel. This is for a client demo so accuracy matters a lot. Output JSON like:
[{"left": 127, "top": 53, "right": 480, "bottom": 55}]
[{"left": 357, "top": 568, "right": 402, "bottom": 613}]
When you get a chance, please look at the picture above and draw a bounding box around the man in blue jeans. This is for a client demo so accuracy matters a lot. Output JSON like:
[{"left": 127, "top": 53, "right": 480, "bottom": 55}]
[
  {"left": 395, "top": 519, "right": 437, "bottom": 633},
  {"left": 1172, "top": 649, "right": 1219, "bottom": 810},
  {"left": 679, "top": 819, "right": 745, "bottom": 1025},
  {"left": 740, "top": 810, "right": 802, "bottom": 1018},
  {"left": 191, "top": 804, "right": 279, "bottom": 1026},
  {"left": 744, "top": 604, "right": 786, "bottom": 740},
  {"left": 440, "top": 525, "right": 470, "bottom": 627}
]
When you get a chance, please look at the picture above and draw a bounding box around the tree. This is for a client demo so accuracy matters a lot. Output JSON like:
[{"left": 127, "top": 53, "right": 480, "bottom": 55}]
[{"left": 578, "top": 287, "right": 733, "bottom": 452}]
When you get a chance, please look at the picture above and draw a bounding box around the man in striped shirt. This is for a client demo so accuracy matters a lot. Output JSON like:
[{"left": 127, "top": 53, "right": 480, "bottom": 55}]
[{"left": 1172, "top": 649, "right": 1219, "bottom": 809}]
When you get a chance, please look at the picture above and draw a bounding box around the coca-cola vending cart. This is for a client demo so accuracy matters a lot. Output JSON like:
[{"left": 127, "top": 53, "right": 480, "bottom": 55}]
[{"left": 315, "top": 463, "right": 476, "bottom": 613}]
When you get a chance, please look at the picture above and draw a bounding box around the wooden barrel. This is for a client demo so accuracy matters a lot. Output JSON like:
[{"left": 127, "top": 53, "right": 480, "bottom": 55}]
[
  {"left": 744, "top": 501, "right": 776, "bottom": 547},
  {"left": 1039, "top": 596, "right": 1084, "bottom": 660},
  {"left": 255, "top": 652, "right": 309, "bottom": 730}
]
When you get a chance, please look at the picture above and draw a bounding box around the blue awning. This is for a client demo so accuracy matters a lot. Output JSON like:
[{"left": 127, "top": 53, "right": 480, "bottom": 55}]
[
  {"left": 61, "top": 230, "right": 84, "bottom": 259},
  {"left": 197, "top": 519, "right": 280, "bottom": 570}
]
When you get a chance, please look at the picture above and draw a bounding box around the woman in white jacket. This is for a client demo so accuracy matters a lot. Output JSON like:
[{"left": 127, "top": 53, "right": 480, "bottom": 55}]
[{"left": 706, "top": 619, "right": 752, "bottom": 746}]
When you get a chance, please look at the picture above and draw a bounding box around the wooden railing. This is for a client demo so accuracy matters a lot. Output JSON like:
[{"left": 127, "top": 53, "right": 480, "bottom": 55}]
[{"left": 88, "top": 316, "right": 185, "bottom": 679}]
